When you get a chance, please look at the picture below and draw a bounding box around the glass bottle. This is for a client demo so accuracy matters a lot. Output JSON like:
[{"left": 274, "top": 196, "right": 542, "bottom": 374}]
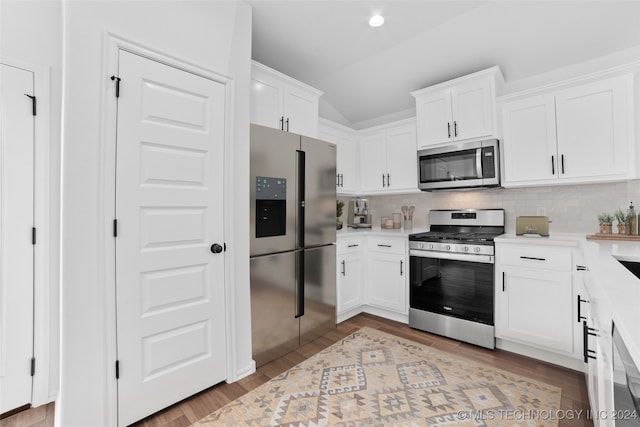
[{"left": 628, "top": 202, "right": 637, "bottom": 235}]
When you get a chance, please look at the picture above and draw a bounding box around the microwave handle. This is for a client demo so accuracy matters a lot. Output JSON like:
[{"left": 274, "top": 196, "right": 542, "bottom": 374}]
[{"left": 476, "top": 149, "right": 483, "bottom": 179}]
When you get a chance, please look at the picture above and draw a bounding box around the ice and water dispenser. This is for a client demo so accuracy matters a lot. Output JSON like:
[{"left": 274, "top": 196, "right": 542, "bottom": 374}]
[{"left": 255, "top": 176, "right": 287, "bottom": 238}]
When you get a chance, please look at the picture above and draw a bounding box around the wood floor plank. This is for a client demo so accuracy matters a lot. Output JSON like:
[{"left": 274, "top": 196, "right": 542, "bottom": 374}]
[{"left": 1, "top": 313, "right": 592, "bottom": 427}]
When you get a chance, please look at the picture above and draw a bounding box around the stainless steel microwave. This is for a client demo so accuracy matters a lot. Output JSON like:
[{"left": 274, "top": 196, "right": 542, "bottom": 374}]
[{"left": 417, "top": 139, "right": 500, "bottom": 191}]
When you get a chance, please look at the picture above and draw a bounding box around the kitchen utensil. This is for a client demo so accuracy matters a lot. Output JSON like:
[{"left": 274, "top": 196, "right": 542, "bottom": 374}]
[
  {"left": 408, "top": 206, "right": 415, "bottom": 220},
  {"left": 401, "top": 206, "right": 408, "bottom": 220}
]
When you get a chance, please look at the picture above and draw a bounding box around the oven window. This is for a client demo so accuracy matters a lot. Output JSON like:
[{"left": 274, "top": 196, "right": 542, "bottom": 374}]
[
  {"left": 419, "top": 149, "right": 478, "bottom": 183},
  {"left": 409, "top": 256, "right": 494, "bottom": 325}
]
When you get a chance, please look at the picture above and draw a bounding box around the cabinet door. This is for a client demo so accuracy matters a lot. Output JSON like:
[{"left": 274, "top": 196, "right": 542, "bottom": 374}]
[
  {"left": 497, "top": 268, "right": 573, "bottom": 353},
  {"left": 337, "top": 135, "right": 358, "bottom": 193},
  {"left": 359, "top": 133, "right": 388, "bottom": 192},
  {"left": 250, "top": 73, "right": 283, "bottom": 130},
  {"left": 367, "top": 253, "right": 407, "bottom": 313},
  {"left": 415, "top": 91, "right": 452, "bottom": 148},
  {"left": 283, "top": 85, "right": 319, "bottom": 137},
  {"left": 337, "top": 252, "right": 364, "bottom": 314},
  {"left": 501, "top": 95, "right": 559, "bottom": 185},
  {"left": 386, "top": 124, "right": 417, "bottom": 191},
  {"left": 555, "top": 75, "right": 632, "bottom": 180},
  {"left": 451, "top": 78, "right": 494, "bottom": 142}
]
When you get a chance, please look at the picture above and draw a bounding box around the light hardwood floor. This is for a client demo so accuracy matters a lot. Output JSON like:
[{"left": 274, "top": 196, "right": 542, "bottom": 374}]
[{"left": 1, "top": 313, "right": 592, "bottom": 427}]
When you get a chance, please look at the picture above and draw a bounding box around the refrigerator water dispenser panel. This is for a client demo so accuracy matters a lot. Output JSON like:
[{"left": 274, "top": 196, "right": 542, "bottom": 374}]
[{"left": 255, "top": 176, "right": 287, "bottom": 238}]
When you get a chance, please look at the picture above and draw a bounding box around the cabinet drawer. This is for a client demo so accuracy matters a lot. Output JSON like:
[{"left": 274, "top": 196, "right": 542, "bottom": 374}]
[
  {"left": 337, "top": 237, "right": 363, "bottom": 254},
  {"left": 366, "top": 237, "right": 406, "bottom": 255},
  {"left": 498, "top": 246, "right": 572, "bottom": 271}
]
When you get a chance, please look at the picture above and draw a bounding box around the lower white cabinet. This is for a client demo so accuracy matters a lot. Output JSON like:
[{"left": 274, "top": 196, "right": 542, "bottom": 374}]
[
  {"left": 336, "top": 236, "right": 364, "bottom": 317},
  {"left": 336, "top": 234, "right": 408, "bottom": 322},
  {"left": 495, "top": 240, "right": 583, "bottom": 365},
  {"left": 581, "top": 274, "right": 615, "bottom": 427},
  {"left": 497, "top": 267, "right": 573, "bottom": 352}
]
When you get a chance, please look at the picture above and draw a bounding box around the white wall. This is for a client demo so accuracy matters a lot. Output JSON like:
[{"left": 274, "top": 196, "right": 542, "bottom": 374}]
[
  {"left": 59, "top": 1, "right": 252, "bottom": 426},
  {"left": 1, "top": 0, "right": 63, "bottom": 404}
]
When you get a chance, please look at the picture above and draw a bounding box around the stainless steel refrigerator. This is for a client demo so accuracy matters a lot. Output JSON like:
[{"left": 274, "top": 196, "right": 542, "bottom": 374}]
[{"left": 250, "top": 124, "right": 337, "bottom": 366}]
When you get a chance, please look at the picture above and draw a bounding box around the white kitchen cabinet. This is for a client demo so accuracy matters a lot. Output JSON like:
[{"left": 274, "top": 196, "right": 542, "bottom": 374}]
[
  {"left": 319, "top": 119, "right": 358, "bottom": 194},
  {"left": 365, "top": 237, "right": 408, "bottom": 314},
  {"left": 495, "top": 242, "right": 579, "bottom": 356},
  {"left": 412, "top": 67, "right": 503, "bottom": 148},
  {"left": 581, "top": 291, "right": 615, "bottom": 427},
  {"left": 336, "top": 236, "right": 364, "bottom": 319},
  {"left": 359, "top": 120, "right": 417, "bottom": 193},
  {"left": 250, "top": 61, "right": 322, "bottom": 137},
  {"left": 501, "top": 74, "right": 634, "bottom": 187}
]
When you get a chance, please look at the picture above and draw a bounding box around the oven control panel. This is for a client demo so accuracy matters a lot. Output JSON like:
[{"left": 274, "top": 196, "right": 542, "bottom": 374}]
[{"left": 409, "top": 241, "right": 494, "bottom": 256}]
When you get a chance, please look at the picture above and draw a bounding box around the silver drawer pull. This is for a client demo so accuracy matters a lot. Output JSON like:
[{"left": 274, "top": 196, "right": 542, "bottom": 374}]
[
  {"left": 348, "top": 244, "right": 359, "bottom": 248},
  {"left": 377, "top": 244, "right": 392, "bottom": 248},
  {"left": 520, "top": 256, "right": 546, "bottom": 261}
]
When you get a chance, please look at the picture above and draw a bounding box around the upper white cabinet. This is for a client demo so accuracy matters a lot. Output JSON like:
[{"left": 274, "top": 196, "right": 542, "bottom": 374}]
[
  {"left": 250, "top": 61, "right": 322, "bottom": 137},
  {"left": 319, "top": 119, "right": 358, "bottom": 194},
  {"left": 359, "top": 119, "right": 418, "bottom": 193},
  {"left": 501, "top": 74, "right": 634, "bottom": 187},
  {"left": 411, "top": 67, "right": 504, "bottom": 149}
]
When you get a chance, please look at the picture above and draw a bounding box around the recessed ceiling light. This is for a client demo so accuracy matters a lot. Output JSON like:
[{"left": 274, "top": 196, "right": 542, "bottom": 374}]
[{"left": 369, "top": 15, "right": 384, "bottom": 27}]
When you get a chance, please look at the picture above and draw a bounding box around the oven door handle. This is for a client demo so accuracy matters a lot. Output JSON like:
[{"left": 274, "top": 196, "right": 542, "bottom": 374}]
[{"left": 409, "top": 249, "right": 494, "bottom": 264}]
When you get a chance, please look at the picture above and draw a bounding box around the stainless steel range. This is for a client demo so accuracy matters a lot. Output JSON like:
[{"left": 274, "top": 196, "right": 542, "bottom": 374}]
[{"left": 409, "top": 209, "right": 504, "bottom": 349}]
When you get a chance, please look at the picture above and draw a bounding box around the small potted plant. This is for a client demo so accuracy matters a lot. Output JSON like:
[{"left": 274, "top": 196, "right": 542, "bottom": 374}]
[
  {"left": 614, "top": 209, "right": 628, "bottom": 234},
  {"left": 336, "top": 200, "right": 344, "bottom": 230},
  {"left": 597, "top": 212, "right": 614, "bottom": 234}
]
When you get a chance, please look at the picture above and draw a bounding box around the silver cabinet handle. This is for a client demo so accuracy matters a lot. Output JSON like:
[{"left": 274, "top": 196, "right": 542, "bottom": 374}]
[
  {"left": 382, "top": 174, "right": 386, "bottom": 187},
  {"left": 387, "top": 173, "right": 390, "bottom": 187},
  {"left": 341, "top": 260, "right": 345, "bottom": 276},
  {"left": 400, "top": 260, "right": 403, "bottom": 276},
  {"left": 279, "top": 116, "right": 284, "bottom": 131},
  {"left": 347, "top": 244, "right": 359, "bottom": 248},
  {"left": 447, "top": 122, "right": 451, "bottom": 138},
  {"left": 377, "top": 244, "right": 391, "bottom": 248}
]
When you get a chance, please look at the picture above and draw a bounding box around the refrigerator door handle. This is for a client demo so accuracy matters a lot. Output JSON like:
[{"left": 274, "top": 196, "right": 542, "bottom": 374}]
[
  {"left": 295, "top": 250, "right": 305, "bottom": 318},
  {"left": 296, "top": 149, "right": 306, "bottom": 248}
]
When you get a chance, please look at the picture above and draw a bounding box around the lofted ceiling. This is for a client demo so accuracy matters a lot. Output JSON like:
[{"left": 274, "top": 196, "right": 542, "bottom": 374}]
[{"left": 248, "top": 0, "right": 640, "bottom": 129}]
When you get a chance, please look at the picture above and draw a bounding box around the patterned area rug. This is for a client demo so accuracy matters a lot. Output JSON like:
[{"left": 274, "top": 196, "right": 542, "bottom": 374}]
[{"left": 194, "top": 327, "right": 561, "bottom": 426}]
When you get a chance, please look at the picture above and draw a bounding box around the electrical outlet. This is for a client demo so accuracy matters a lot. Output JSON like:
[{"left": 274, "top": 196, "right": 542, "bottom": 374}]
[{"left": 536, "top": 207, "right": 546, "bottom": 216}]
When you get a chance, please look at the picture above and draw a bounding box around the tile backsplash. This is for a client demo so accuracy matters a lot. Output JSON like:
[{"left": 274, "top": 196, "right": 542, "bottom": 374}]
[{"left": 339, "top": 180, "right": 640, "bottom": 234}]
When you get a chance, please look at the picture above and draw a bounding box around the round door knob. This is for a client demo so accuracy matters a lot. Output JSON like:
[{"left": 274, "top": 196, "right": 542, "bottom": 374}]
[{"left": 211, "top": 243, "right": 224, "bottom": 254}]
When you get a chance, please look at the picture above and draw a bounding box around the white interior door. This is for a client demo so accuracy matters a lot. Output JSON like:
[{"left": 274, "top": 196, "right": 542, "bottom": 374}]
[
  {"left": 0, "top": 63, "right": 35, "bottom": 414},
  {"left": 115, "top": 50, "right": 227, "bottom": 426}
]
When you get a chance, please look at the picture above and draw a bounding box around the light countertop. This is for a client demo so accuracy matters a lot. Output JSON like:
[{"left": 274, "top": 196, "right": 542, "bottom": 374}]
[
  {"left": 337, "top": 226, "right": 424, "bottom": 238},
  {"left": 494, "top": 233, "right": 583, "bottom": 247}
]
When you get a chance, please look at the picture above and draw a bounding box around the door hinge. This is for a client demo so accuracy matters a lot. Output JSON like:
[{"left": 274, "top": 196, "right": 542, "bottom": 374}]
[
  {"left": 113, "top": 219, "right": 118, "bottom": 237},
  {"left": 110, "top": 76, "right": 121, "bottom": 98},
  {"left": 30, "top": 357, "right": 36, "bottom": 376},
  {"left": 32, "top": 227, "right": 36, "bottom": 245},
  {"left": 115, "top": 360, "right": 120, "bottom": 379},
  {"left": 24, "top": 94, "right": 36, "bottom": 116}
]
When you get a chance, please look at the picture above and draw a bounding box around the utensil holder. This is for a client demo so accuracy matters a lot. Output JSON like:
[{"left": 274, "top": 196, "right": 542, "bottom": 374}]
[{"left": 403, "top": 220, "right": 413, "bottom": 232}]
